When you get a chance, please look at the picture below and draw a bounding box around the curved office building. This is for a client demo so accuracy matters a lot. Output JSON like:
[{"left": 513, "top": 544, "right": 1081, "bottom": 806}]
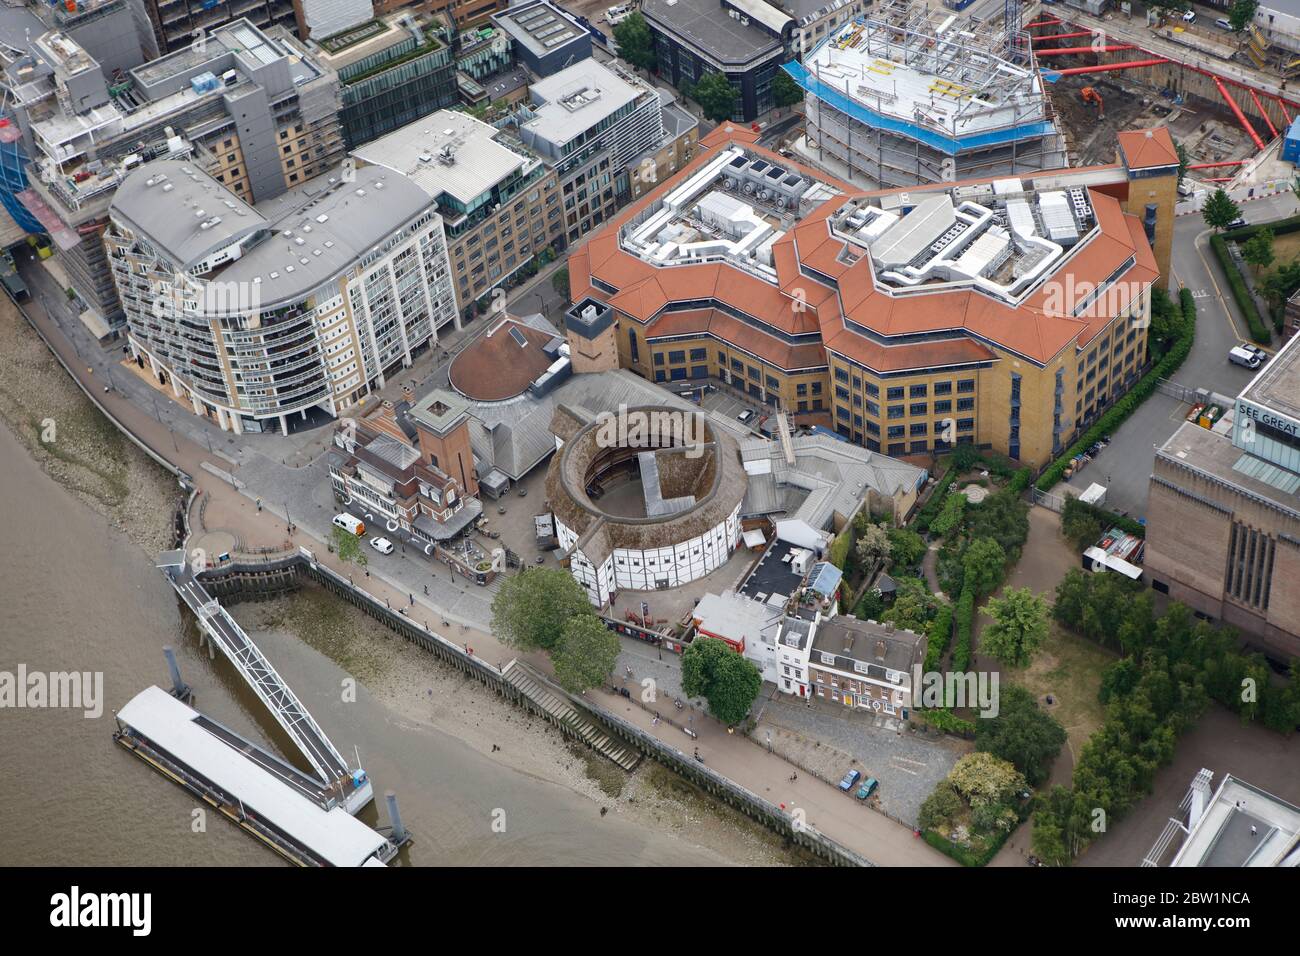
[{"left": 106, "top": 158, "right": 457, "bottom": 435}]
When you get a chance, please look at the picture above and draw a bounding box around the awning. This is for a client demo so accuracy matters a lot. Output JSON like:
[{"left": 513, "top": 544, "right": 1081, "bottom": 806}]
[{"left": 413, "top": 496, "right": 483, "bottom": 542}]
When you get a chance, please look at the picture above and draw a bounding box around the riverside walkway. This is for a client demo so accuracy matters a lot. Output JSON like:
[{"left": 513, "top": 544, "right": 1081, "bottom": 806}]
[{"left": 7, "top": 260, "right": 956, "bottom": 866}]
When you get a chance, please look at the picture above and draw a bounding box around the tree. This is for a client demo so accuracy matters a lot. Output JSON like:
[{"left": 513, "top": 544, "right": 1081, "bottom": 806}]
[
  {"left": 612, "top": 13, "right": 656, "bottom": 72},
  {"left": 981, "top": 587, "right": 1051, "bottom": 669},
  {"left": 1146, "top": 285, "right": 1184, "bottom": 359},
  {"left": 1229, "top": 0, "right": 1258, "bottom": 32},
  {"left": 1176, "top": 141, "right": 1189, "bottom": 188},
  {"left": 1060, "top": 494, "right": 1104, "bottom": 551},
  {"left": 491, "top": 567, "right": 593, "bottom": 653},
  {"left": 691, "top": 72, "right": 738, "bottom": 123},
  {"left": 1201, "top": 188, "right": 1241, "bottom": 232},
  {"left": 1260, "top": 258, "right": 1300, "bottom": 315},
  {"left": 918, "top": 780, "right": 964, "bottom": 830},
  {"left": 1242, "top": 227, "right": 1275, "bottom": 274},
  {"left": 947, "top": 751, "right": 1026, "bottom": 809},
  {"left": 772, "top": 70, "right": 804, "bottom": 110},
  {"left": 854, "top": 523, "right": 891, "bottom": 567},
  {"left": 882, "top": 577, "right": 937, "bottom": 632},
  {"left": 552, "top": 615, "right": 620, "bottom": 694},
  {"left": 551, "top": 265, "right": 570, "bottom": 298},
  {"left": 975, "top": 685, "right": 1067, "bottom": 786},
  {"left": 1149, "top": 0, "right": 1191, "bottom": 17},
  {"left": 887, "top": 526, "right": 926, "bottom": 570},
  {"left": 929, "top": 492, "right": 966, "bottom": 537},
  {"left": 330, "top": 525, "right": 367, "bottom": 568},
  {"left": 681, "top": 637, "right": 762, "bottom": 725},
  {"left": 962, "top": 536, "right": 1007, "bottom": 598},
  {"left": 964, "top": 490, "right": 1030, "bottom": 563}
]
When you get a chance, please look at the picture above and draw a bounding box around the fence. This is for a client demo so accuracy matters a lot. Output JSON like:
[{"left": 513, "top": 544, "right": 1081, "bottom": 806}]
[
  {"left": 193, "top": 551, "right": 873, "bottom": 866},
  {"left": 1031, "top": 487, "right": 1065, "bottom": 512},
  {"left": 1155, "top": 378, "right": 1198, "bottom": 403}
]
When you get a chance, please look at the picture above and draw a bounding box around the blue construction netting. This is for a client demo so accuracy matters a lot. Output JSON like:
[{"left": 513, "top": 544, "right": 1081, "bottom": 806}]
[
  {"left": 783, "top": 60, "right": 1057, "bottom": 156},
  {"left": 0, "top": 131, "right": 43, "bottom": 235}
]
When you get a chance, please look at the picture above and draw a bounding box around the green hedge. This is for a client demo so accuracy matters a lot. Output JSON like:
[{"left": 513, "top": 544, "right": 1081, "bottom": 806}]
[
  {"left": 914, "top": 462, "right": 961, "bottom": 533},
  {"left": 917, "top": 706, "right": 976, "bottom": 737},
  {"left": 1035, "top": 290, "right": 1197, "bottom": 492},
  {"left": 951, "top": 586, "right": 975, "bottom": 672},
  {"left": 923, "top": 821, "right": 1017, "bottom": 867},
  {"left": 1209, "top": 233, "right": 1272, "bottom": 344},
  {"left": 924, "top": 604, "right": 954, "bottom": 672},
  {"left": 828, "top": 527, "right": 852, "bottom": 570},
  {"left": 1063, "top": 494, "right": 1146, "bottom": 539}
]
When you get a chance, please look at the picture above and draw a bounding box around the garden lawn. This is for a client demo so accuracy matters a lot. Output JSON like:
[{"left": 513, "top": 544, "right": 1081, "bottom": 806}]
[{"left": 1003, "top": 622, "right": 1115, "bottom": 776}]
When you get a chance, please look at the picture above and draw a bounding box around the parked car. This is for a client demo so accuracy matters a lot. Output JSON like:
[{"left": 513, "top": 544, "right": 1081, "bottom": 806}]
[
  {"left": 737, "top": 409, "right": 756, "bottom": 424},
  {"left": 1229, "top": 345, "right": 1264, "bottom": 369},
  {"left": 1182, "top": 9, "right": 1197, "bottom": 22},
  {"left": 838, "top": 769, "right": 862, "bottom": 791},
  {"left": 369, "top": 536, "right": 395, "bottom": 555},
  {"left": 1177, "top": 179, "right": 1195, "bottom": 198},
  {"left": 1215, "top": 17, "right": 1233, "bottom": 30},
  {"left": 332, "top": 513, "right": 365, "bottom": 536},
  {"left": 856, "top": 778, "right": 879, "bottom": 801},
  {"left": 1228, "top": 217, "right": 1248, "bottom": 230}
]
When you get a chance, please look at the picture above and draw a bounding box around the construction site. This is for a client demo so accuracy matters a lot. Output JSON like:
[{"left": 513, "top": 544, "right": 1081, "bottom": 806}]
[
  {"left": 776, "top": 0, "right": 1300, "bottom": 192},
  {"left": 786, "top": 0, "right": 1069, "bottom": 189},
  {"left": 1026, "top": 7, "right": 1300, "bottom": 189}
]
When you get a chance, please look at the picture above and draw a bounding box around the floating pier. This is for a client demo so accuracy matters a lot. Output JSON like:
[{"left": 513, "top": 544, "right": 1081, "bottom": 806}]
[{"left": 114, "top": 686, "right": 403, "bottom": 867}]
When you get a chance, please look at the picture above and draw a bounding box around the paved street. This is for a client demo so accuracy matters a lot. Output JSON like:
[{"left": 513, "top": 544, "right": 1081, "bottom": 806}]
[
  {"left": 1054, "top": 184, "right": 1299, "bottom": 518},
  {"left": 755, "top": 695, "right": 970, "bottom": 828}
]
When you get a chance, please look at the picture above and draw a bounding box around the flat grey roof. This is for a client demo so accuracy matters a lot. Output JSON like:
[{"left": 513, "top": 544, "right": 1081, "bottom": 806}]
[
  {"left": 523, "top": 58, "right": 644, "bottom": 148},
  {"left": 1240, "top": 330, "right": 1300, "bottom": 423},
  {"left": 1158, "top": 421, "right": 1300, "bottom": 519},
  {"left": 642, "top": 0, "right": 783, "bottom": 66},
  {"left": 494, "top": 0, "right": 587, "bottom": 58},
  {"left": 111, "top": 160, "right": 265, "bottom": 270},
  {"left": 353, "top": 109, "right": 532, "bottom": 206},
  {"left": 112, "top": 158, "right": 433, "bottom": 306}
]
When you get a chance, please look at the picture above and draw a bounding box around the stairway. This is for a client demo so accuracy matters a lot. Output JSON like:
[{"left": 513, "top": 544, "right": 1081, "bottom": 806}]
[{"left": 502, "top": 661, "right": 642, "bottom": 771}]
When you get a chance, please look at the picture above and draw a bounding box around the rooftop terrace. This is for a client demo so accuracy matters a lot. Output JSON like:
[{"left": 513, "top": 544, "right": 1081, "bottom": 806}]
[
  {"left": 619, "top": 144, "right": 840, "bottom": 284},
  {"left": 830, "top": 176, "right": 1098, "bottom": 305}
]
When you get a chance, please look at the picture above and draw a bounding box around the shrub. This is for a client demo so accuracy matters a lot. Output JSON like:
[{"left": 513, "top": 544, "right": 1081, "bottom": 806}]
[
  {"left": 1210, "top": 233, "right": 1271, "bottom": 344},
  {"left": 924, "top": 604, "right": 954, "bottom": 671},
  {"left": 952, "top": 586, "right": 976, "bottom": 672}
]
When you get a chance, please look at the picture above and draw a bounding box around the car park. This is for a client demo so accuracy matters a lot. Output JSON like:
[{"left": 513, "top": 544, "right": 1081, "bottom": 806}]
[
  {"left": 369, "top": 536, "right": 395, "bottom": 555},
  {"left": 838, "top": 769, "right": 862, "bottom": 791}
]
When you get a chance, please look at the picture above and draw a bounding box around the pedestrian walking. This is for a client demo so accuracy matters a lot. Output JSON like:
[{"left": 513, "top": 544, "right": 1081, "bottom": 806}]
[{"left": 423, "top": 584, "right": 428, "bottom": 596}]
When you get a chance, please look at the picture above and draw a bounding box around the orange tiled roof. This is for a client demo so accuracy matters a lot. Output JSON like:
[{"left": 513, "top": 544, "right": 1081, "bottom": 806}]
[
  {"left": 569, "top": 131, "right": 1161, "bottom": 369},
  {"left": 1117, "top": 127, "right": 1179, "bottom": 170}
]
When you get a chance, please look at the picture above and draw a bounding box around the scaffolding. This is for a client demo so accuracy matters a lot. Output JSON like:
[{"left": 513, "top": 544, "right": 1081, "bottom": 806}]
[{"left": 790, "top": 5, "right": 1066, "bottom": 190}]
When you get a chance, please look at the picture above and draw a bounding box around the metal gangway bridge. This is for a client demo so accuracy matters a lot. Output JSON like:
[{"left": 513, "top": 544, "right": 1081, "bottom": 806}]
[{"left": 156, "top": 550, "right": 373, "bottom": 814}]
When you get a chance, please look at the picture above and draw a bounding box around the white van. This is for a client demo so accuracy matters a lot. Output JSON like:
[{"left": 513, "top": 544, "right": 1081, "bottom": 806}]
[
  {"left": 332, "top": 513, "right": 365, "bottom": 536},
  {"left": 1228, "top": 345, "right": 1264, "bottom": 369}
]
